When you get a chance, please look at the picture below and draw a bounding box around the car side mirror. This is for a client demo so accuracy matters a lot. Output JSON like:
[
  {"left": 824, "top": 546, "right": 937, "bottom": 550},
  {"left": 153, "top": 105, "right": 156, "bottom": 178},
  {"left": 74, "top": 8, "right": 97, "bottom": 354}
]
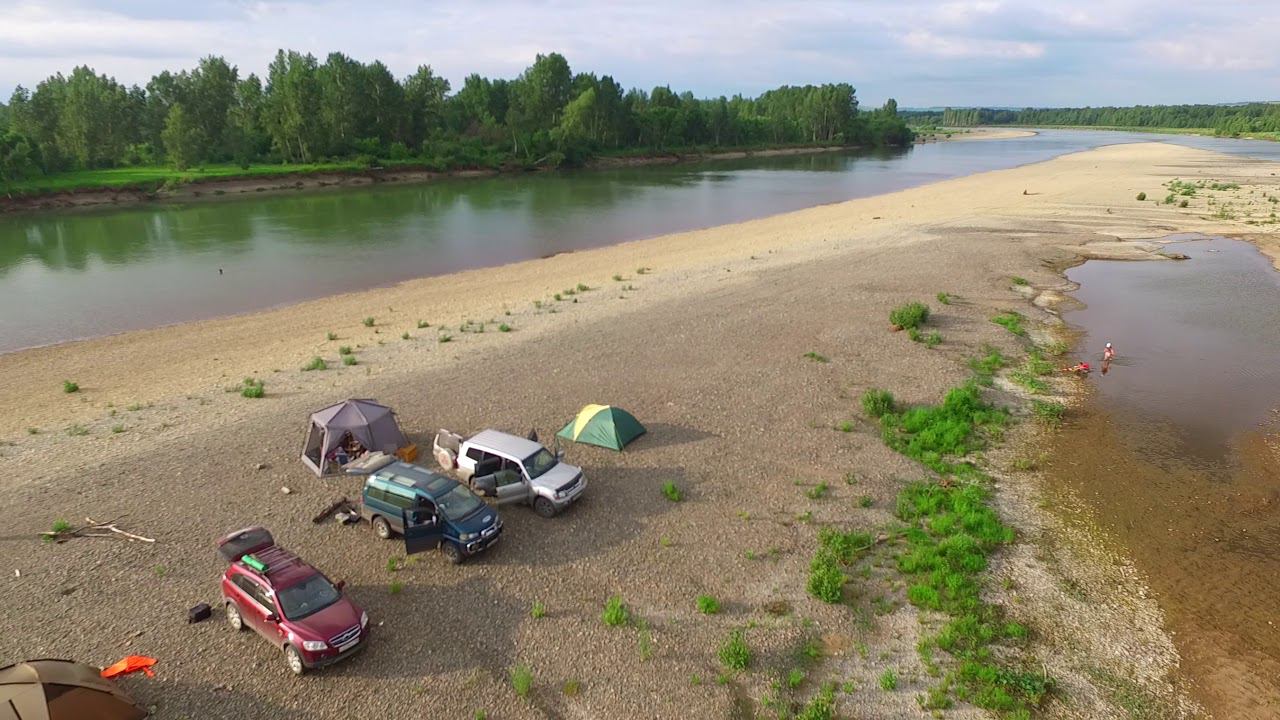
[
  {"left": 335, "top": 580, "right": 346, "bottom": 591},
  {"left": 474, "top": 474, "right": 497, "bottom": 497},
  {"left": 265, "top": 613, "right": 279, "bottom": 623}
]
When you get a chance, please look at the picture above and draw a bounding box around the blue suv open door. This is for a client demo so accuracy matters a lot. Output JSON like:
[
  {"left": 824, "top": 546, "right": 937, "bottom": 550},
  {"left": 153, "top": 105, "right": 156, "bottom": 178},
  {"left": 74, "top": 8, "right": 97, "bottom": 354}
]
[{"left": 401, "top": 507, "right": 443, "bottom": 556}]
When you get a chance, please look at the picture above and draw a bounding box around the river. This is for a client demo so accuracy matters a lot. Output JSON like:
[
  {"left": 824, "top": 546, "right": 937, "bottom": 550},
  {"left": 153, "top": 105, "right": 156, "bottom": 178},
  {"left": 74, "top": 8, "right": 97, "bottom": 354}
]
[
  {"left": 3, "top": 129, "right": 1280, "bottom": 353},
  {"left": 1053, "top": 236, "right": 1280, "bottom": 718}
]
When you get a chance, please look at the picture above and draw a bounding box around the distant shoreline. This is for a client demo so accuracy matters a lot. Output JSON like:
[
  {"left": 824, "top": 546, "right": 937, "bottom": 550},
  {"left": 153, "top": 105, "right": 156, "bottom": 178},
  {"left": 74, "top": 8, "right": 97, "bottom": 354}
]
[{"left": 0, "top": 144, "right": 857, "bottom": 216}]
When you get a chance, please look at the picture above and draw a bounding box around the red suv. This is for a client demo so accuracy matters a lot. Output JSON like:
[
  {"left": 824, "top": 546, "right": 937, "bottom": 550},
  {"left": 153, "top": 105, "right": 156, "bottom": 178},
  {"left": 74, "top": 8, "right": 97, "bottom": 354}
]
[{"left": 217, "top": 527, "right": 369, "bottom": 675}]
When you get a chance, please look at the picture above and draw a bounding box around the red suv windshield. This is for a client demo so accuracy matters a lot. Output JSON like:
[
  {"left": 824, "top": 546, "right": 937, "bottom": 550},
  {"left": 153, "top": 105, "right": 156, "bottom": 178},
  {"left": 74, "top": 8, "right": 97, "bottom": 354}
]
[{"left": 276, "top": 573, "right": 341, "bottom": 620}]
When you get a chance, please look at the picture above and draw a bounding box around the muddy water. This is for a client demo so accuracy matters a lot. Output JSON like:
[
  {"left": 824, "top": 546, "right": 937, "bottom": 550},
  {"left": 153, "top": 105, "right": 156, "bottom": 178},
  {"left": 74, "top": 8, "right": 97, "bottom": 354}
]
[{"left": 1049, "top": 236, "right": 1280, "bottom": 718}]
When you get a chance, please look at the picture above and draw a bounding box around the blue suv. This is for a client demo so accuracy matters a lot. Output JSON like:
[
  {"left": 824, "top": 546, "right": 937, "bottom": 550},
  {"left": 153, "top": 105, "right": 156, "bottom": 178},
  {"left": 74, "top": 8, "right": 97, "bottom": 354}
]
[{"left": 360, "top": 462, "right": 502, "bottom": 564}]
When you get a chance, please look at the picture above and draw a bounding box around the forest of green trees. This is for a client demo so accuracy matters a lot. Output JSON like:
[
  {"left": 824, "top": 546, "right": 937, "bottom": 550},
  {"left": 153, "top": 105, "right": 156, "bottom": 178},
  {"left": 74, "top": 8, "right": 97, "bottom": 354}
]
[
  {"left": 0, "top": 51, "right": 913, "bottom": 188},
  {"left": 904, "top": 103, "right": 1280, "bottom": 136}
]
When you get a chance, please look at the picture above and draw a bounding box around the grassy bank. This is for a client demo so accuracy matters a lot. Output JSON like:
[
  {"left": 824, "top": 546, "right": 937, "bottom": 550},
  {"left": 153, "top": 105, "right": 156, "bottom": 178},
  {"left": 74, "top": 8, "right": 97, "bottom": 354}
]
[{"left": 2, "top": 142, "right": 857, "bottom": 200}]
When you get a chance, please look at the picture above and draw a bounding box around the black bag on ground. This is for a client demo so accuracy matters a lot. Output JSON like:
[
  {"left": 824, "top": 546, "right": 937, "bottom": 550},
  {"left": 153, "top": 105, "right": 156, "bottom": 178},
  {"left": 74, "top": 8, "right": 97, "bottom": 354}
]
[{"left": 187, "top": 602, "right": 212, "bottom": 624}]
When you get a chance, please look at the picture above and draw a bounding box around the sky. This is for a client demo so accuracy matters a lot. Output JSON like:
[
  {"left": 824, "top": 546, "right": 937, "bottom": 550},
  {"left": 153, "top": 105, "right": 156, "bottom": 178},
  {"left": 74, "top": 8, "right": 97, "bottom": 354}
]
[{"left": 2, "top": 0, "right": 1278, "bottom": 108}]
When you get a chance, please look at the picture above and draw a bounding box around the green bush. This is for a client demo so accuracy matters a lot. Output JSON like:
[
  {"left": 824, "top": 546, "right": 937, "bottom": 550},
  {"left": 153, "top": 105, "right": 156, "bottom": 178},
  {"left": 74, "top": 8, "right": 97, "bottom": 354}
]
[
  {"left": 338, "top": 345, "right": 353, "bottom": 355},
  {"left": 1033, "top": 400, "right": 1065, "bottom": 426},
  {"left": 661, "top": 481, "right": 682, "bottom": 502},
  {"left": 240, "top": 378, "right": 265, "bottom": 398},
  {"left": 530, "top": 601, "right": 546, "bottom": 619},
  {"left": 602, "top": 595, "right": 630, "bottom": 627},
  {"left": 936, "top": 292, "right": 951, "bottom": 305},
  {"left": 719, "top": 629, "right": 751, "bottom": 670},
  {"left": 499, "top": 323, "right": 512, "bottom": 332},
  {"left": 924, "top": 331, "right": 943, "bottom": 348},
  {"left": 879, "top": 383, "right": 1007, "bottom": 473},
  {"left": 1179, "top": 199, "right": 1189, "bottom": 208},
  {"left": 879, "top": 669, "right": 898, "bottom": 690},
  {"left": 301, "top": 356, "right": 326, "bottom": 371},
  {"left": 697, "top": 595, "right": 721, "bottom": 614},
  {"left": 1136, "top": 192, "right": 1146, "bottom": 201},
  {"left": 62, "top": 380, "right": 79, "bottom": 394},
  {"left": 890, "top": 302, "right": 930, "bottom": 330},
  {"left": 795, "top": 685, "right": 836, "bottom": 720},
  {"left": 861, "top": 388, "right": 896, "bottom": 418},
  {"left": 326, "top": 331, "right": 337, "bottom": 341},
  {"left": 968, "top": 346, "right": 1008, "bottom": 386},
  {"left": 1010, "top": 276, "right": 1028, "bottom": 286},
  {"left": 342, "top": 354, "right": 358, "bottom": 366},
  {"left": 362, "top": 316, "right": 375, "bottom": 327},
  {"left": 806, "top": 549, "right": 846, "bottom": 603}
]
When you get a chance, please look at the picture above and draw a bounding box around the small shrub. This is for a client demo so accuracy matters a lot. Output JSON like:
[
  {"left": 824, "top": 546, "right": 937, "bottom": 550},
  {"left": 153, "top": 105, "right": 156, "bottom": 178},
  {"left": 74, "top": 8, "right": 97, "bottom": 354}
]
[
  {"left": 697, "top": 595, "right": 721, "bottom": 614},
  {"left": 806, "top": 550, "right": 846, "bottom": 603},
  {"left": 562, "top": 678, "right": 580, "bottom": 696},
  {"left": 439, "top": 334, "right": 453, "bottom": 343},
  {"left": 26, "top": 427, "right": 39, "bottom": 435},
  {"left": 907, "top": 327, "right": 922, "bottom": 343},
  {"left": 787, "top": 668, "right": 806, "bottom": 689},
  {"left": 301, "top": 356, "right": 326, "bottom": 371},
  {"left": 499, "top": 323, "right": 512, "bottom": 332},
  {"left": 796, "top": 686, "right": 836, "bottom": 720},
  {"left": 1163, "top": 193, "right": 1176, "bottom": 204},
  {"left": 342, "top": 354, "right": 357, "bottom": 366},
  {"left": 936, "top": 291, "right": 951, "bottom": 305},
  {"left": 861, "top": 388, "right": 895, "bottom": 418},
  {"left": 530, "top": 601, "right": 546, "bottom": 619},
  {"left": 240, "top": 378, "right": 265, "bottom": 398},
  {"left": 806, "top": 482, "right": 829, "bottom": 500},
  {"left": 510, "top": 664, "right": 533, "bottom": 697},
  {"left": 362, "top": 316, "right": 375, "bottom": 327},
  {"left": 1179, "top": 199, "right": 1189, "bottom": 208},
  {"left": 338, "top": 345, "right": 353, "bottom": 355},
  {"left": 110, "top": 424, "right": 125, "bottom": 434},
  {"left": 401, "top": 332, "right": 411, "bottom": 340},
  {"left": 924, "top": 331, "right": 943, "bottom": 348},
  {"left": 859, "top": 495, "right": 873, "bottom": 508},
  {"left": 803, "top": 351, "right": 829, "bottom": 363},
  {"left": 889, "top": 302, "right": 930, "bottom": 330},
  {"left": 553, "top": 293, "right": 562, "bottom": 301},
  {"left": 326, "top": 331, "right": 337, "bottom": 341},
  {"left": 1011, "top": 276, "right": 1028, "bottom": 286},
  {"left": 879, "top": 669, "right": 898, "bottom": 691},
  {"left": 719, "top": 629, "right": 751, "bottom": 670},
  {"left": 602, "top": 595, "right": 630, "bottom": 627},
  {"left": 577, "top": 283, "right": 591, "bottom": 292},
  {"left": 389, "top": 580, "right": 403, "bottom": 594},
  {"left": 612, "top": 274, "right": 624, "bottom": 282},
  {"left": 417, "top": 319, "right": 430, "bottom": 328},
  {"left": 661, "top": 481, "right": 683, "bottom": 502},
  {"left": 636, "top": 267, "right": 651, "bottom": 275},
  {"left": 66, "top": 424, "right": 89, "bottom": 436},
  {"left": 969, "top": 346, "right": 1008, "bottom": 385},
  {"left": 62, "top": 380, "right": 79, "bottom": 394},
  {"left": 1011, "top": 369, "right": 1048, "bottom": 393},
  {"left": 836, "top": 420, "right": 854, "bottom": 433},
  {"left": 1136, "top": 192, "right": 1146, "bottom": 201},
  {"left": 51, "top": 519, "right": 72, "bottom": 534}
]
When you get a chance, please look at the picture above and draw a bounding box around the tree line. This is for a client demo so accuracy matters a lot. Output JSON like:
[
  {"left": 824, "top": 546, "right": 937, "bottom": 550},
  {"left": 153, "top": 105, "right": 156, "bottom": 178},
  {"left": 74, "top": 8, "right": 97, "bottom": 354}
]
[
  {"left": 903, "top": 103, "right": 1280, "bottom": 136},
  {"left": 0, "top": 51, "right": 913, "bottom": 185}
]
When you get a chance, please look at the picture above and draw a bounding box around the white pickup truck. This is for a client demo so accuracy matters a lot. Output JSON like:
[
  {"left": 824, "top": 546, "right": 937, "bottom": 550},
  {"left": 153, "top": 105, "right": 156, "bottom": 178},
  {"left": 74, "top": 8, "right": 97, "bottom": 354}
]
[{"left": 433, "top": 429, "right": 587, "bottom": 517}]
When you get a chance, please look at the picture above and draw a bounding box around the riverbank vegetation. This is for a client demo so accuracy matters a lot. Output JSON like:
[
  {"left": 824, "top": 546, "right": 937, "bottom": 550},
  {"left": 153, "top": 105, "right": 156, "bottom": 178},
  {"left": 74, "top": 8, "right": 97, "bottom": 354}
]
[
  {"left": 0, "top": 52, "right": 913, "bottom": 194},
  {"left": 902, "top": 103, "right": 1280, "bottom": 140}
]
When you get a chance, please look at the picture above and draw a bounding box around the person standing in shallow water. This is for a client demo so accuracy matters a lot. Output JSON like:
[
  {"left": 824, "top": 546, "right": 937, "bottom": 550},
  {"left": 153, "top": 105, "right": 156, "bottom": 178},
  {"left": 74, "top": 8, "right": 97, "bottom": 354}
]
[{"left": 1101, "top": 341, "right": 1115, "bottom": 375}]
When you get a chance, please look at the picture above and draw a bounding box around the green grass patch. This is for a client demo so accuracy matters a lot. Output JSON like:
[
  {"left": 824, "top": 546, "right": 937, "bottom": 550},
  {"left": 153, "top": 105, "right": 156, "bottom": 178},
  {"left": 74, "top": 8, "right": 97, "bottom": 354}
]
[
  {"left": 719, "top": 629, "right": 751, "bottom": 670},
  {"left": 803, "top": 351, "right": 829, "bottom": 363},
  {"left": 861, "top": 388, "right": 896, "bottom": 418},
  {"left": 795, "top": 685, "right": 836, "bottom": 720},
  {"left": 240, "top": 378, "right": 265, "bottom": 398},
  {"left": 338, "top": 345, "right": 353, "bottom": 355},
  {"left": 806, "top": 482, "right": 829, "bottom": 500},
  {"left": 924, "top": 331, "right": 943, "bottom": 348},
  {"left": 530, "top": 601, "right": 546, "bottom": 619},
  {"left": 301, "top": 356, "right": 326, "bottom": 371},
  {"left": 661, "top": 481, "right": 683, "bottom": 502},
  {"left": 362, "top": 317, "right": 376, "bottom": 327},
  {"left": 968, "top": 346, "right": 1008, "bottom": 386},
  {"left": 62, "top": 380, "right": 80, "bottom": 394},
  {"left": 326, "top": 331, "right": 337, "bottom": 341},
  {"left": 807, "top": 527, "right": 873, "bottom": 603},
  {"left": 890, "top": 301, "right": 930, "bottom": 330},
  {"left": 342, "top": 354, "right": 358, "bottom": 366},
  {"left": 878, "top": 383, "right": 1008, "bottom": 474},
  {"left": 697, "top": 595, "right": 721, "bottom": 614},
  {"left": 510, "top": 664, "right": 533, "bottom": 697},
  {"left": 1010, "top": 276, "right": 1028, "bottom": 286},
  {"left": 602, "top": 595, "right": 630, "bottom": 627},
  {"left": 936, "top": 291, "right": 952, "bottom": 305},
  {"left": 1010, "top": 369, "right": 1048, "bottom": 394},
  {"left": 1033, "top": 400, "right": 1065, "bottom": 427},
  {"left": 438, "top": 334, "right": 453, "bottom": 343},
  {"left": 990, "top": 311, "right": 1027, "bottom": 337},
  {"left": 65, "top": 424, "right": 89, "bottom": 437},
  {"left": 499, "top": 323, "right": 512, "bottom": 332}
]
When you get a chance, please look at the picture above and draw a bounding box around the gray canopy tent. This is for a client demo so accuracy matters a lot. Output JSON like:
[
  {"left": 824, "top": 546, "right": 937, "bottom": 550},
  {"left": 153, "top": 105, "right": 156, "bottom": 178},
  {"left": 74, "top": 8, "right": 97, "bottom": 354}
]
[{"left": 301, "top": 399, "right": 408, "bottom": 476}]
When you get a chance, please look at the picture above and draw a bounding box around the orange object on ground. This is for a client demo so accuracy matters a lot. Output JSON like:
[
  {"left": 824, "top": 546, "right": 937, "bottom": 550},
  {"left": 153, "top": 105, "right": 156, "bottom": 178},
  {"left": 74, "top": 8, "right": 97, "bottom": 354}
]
[
  {"left": 396, "top": 444, "right": 419, "bottom": 462},
  {"left": 100, "top": 656, "right": 157, "bottom": 679}
]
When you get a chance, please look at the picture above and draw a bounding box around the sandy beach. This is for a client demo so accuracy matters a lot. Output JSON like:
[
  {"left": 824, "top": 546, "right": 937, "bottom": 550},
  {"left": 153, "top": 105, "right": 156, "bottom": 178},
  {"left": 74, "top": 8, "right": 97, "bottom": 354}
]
[{"left": 2, "top": 141, "right": 1278, "bottom": 719}]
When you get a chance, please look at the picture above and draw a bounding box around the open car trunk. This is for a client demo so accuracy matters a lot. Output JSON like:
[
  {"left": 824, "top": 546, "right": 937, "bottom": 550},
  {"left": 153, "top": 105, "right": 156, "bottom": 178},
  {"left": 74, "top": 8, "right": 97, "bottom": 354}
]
[{"left": 217, "top": 526, "right": 275, "bottom": 562}]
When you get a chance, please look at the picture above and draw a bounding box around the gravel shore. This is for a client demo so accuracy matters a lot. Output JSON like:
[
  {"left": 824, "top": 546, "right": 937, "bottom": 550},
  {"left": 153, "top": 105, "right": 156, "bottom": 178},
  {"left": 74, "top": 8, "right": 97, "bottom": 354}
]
[{"left": 2, "top": 142, "right": 1276, "bottom": 718}]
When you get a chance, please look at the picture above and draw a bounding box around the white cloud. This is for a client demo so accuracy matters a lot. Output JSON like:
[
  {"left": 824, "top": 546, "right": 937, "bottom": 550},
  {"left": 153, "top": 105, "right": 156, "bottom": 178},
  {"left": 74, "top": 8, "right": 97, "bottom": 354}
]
[{"left": 898, "top": 30, "right": 1045, "bottom": 59}]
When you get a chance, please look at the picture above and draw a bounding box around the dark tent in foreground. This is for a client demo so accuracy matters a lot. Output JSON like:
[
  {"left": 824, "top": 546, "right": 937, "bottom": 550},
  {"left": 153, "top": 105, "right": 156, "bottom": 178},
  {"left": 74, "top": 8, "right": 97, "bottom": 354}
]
[
  {"left": 301, "top": 399, "right": 408, "bottom": 476},
  {"left": 557, "top": 404, "right": 646, "bottom": 451},
  {"left": 0, "top": 659, "right": 147, "bottom": 720}
]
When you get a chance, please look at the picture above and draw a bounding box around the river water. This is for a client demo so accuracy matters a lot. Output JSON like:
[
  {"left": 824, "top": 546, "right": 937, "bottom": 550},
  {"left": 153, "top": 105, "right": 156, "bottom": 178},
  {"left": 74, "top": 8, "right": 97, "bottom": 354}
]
[
  {"left": 4, "top": 130, "right": 1280, "bottom": 353},
  {"left": 1054, "top": 237, "right": 1280, "bottom": 718}
]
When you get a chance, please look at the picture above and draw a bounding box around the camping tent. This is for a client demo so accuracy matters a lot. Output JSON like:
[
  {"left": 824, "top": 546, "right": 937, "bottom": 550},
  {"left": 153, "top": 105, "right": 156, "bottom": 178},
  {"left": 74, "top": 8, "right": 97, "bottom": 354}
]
[
  {"left": 300, "top": 399, "right": 408, "bottom": 476},
  {"left": 557, "top": 404, "right": 646, "bottom": 451},
  {"left": 0, "top": 659, "right": 147, "bottom": 720}
]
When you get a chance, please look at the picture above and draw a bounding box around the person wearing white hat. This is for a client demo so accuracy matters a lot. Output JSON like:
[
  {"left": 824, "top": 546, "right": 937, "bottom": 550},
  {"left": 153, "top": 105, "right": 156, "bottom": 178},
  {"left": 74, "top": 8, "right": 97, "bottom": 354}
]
[{"left": 1103, "top": 342, "right": 1115, "bottom": 362}]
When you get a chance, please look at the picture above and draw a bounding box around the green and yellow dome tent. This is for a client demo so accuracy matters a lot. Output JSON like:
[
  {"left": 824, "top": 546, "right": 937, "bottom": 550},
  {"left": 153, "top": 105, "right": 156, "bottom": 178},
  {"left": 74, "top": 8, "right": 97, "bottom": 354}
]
[{"left": 557, "top": 404, "right": 646, "bottom": 451}]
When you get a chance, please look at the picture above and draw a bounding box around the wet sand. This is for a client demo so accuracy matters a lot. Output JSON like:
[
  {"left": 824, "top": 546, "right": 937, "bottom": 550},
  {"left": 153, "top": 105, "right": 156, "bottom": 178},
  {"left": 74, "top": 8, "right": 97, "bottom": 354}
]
[{"left": 1, "top": 142, "right": 1278, "bottom": 718}]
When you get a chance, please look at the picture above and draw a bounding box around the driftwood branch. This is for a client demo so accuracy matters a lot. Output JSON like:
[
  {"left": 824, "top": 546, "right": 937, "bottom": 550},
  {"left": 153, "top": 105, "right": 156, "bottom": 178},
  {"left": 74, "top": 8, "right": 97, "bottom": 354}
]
[{"left": 40, "top": 517, "right": 155, "bottom": 543}]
